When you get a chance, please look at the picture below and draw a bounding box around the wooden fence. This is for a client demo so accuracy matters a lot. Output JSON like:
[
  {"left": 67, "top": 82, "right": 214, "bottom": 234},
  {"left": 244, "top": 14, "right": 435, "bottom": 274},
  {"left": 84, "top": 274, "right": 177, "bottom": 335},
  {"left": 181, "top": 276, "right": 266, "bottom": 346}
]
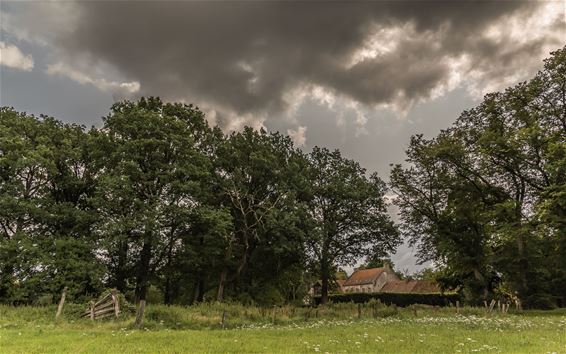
[{"left": 81, "top": 290, "right": 120, "bottom": 320}]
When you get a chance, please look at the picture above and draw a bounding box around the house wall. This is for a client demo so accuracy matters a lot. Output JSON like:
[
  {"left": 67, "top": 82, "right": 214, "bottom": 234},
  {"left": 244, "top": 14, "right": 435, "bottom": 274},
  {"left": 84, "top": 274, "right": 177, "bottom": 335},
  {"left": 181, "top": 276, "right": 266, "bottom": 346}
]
[{"left": 372, "top": 271, "right": 399, "bottom": 292}]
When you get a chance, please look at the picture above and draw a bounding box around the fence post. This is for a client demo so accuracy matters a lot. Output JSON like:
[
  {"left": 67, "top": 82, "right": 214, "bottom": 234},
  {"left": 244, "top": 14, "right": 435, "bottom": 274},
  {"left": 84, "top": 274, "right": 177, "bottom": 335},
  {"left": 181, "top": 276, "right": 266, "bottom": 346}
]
[
  {"left": 489, "top": 299, "right": 496, "bottom": 313},
  {"left": 456, "top": 300, "right": 460, "bottom": 314},
  {"left": 221, "top": 310, "right": 227, "bottom": 329},
  {"left": 111, "top": 289, "right": 119, "bottom": 318},
  {"left": 357, "top": 303, "right": 362, "bottom": 319},
  {"left": 89, "top": 300, "right": 95, "bottom": 321},
  {"left": 55, "top": 286, "right": 68, "bottom": 321},
  {"left": 272, "top": 306, "right": 277, "bottom": 323}
]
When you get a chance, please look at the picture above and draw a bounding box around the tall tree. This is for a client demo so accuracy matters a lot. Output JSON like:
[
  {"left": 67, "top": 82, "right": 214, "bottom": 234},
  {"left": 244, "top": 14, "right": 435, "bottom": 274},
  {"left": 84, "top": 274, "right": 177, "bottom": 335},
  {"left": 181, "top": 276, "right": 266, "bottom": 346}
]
[
  {"left": 214, "top": 127, "right": 306, "bottom": 301},
  {"left": 391, "top": 47, "right": 566, "bottom": 307},
  {"left": 92, "top": 98, "right": 212, "bottom": 324},
  {"left": 305, "top": 147, "right": 399, "bottom": 304},
  {"left": 0, "top": 108, "right": 102, "bottom": 303}
]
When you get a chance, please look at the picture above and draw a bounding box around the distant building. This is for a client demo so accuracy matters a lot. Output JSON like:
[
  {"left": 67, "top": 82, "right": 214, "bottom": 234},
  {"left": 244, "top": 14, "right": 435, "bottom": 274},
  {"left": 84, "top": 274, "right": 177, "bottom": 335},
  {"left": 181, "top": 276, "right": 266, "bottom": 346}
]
[
  {"left": 381, "top": 279, "right": 441, "bottom": 293},
  {"left": 310, "top": 265, "right": 442, "bottom": 298},
  {"left": 342, "top": 264, "right": 399, "bottom": 293},
  {"left": 341, "top": 264, "right": 442, "bottom": 294}
]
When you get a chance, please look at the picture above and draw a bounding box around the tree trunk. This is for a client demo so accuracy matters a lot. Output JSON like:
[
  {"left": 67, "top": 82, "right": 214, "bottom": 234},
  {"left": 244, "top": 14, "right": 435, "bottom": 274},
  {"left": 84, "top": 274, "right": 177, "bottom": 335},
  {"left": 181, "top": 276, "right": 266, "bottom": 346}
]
[
  {"left": 217, "top": 267, "right": 228, "bottom": 302},
  {"left": 164, "top": 277, "right": 172, "bottom": 305},
  {"left": 163, "top": 228, "right": 177, "bottom": 305},
  {"left": 473, "top": 268, "right": 489, "bottom": 300},
  {"left": 516, "top": 230, "right": 529, "bottom": 298},
  {"left": 514, "top": 185, "right": 529, "bottom": 301},
  {"left": 217, "top": 236, "right": 234, "bottom": 302},
  {"left": 135, "top": 298, "right": 146, "bottom": 327},
  {"left": 115, "top": 240, "right": 129, "bottom": 293},
  {"left": 196, "top": 275, "right": 205, "bottom": 303},
  {"left": 135, "top": 235, "right": 152, "bottom": 327},
  {"left": 320, "top": 260, "right": 330, "bottom": 305}
]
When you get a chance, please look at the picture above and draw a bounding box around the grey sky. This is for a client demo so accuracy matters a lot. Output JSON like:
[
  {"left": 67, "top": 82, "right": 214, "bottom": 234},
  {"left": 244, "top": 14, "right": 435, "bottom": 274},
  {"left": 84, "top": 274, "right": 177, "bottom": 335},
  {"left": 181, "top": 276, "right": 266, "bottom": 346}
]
[{"left": 1, "top": 0, "right": 565, "bottom": 273}]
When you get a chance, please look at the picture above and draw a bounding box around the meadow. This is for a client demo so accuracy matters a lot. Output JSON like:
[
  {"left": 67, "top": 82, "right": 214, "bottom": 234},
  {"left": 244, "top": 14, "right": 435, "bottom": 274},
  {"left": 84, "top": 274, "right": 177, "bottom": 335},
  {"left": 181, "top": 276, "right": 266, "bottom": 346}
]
[{"left": 0, "top": 303, "right": 565, "bottom": 353}]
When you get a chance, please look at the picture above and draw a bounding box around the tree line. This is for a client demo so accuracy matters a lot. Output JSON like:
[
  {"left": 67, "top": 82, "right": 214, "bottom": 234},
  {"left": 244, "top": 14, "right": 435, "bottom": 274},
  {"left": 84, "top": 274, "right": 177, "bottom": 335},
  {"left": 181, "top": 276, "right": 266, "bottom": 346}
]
[
  {"left": 0, "top": 47, "right": 564, "bottom": 316},
  {"left": 0, "top": 97, "right": 398, "bottom": 322}
]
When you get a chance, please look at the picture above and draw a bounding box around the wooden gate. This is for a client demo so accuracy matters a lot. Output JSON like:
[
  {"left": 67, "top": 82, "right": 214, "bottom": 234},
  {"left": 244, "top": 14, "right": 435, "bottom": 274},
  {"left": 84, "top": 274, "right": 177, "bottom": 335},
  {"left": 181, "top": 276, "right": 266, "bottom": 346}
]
[{"left": 82, "top": 290, "right": 120, "bottom": 320}]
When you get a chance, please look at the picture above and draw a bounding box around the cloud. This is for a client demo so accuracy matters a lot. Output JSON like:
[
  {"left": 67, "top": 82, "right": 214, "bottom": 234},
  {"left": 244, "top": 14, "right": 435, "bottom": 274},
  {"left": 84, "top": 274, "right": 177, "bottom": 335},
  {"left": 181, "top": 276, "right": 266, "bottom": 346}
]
[
  {"left": 3, "top": 1, "right": 565, "bottom": 130},
  {"left": 287, "top": 126, "right": 307, "bottom": 147},
  {"left": 0, "top": 41, "right": 33, "bottom": 71},
  {"left": 46, "top": 62, "right": 140, "bottom": 100}
]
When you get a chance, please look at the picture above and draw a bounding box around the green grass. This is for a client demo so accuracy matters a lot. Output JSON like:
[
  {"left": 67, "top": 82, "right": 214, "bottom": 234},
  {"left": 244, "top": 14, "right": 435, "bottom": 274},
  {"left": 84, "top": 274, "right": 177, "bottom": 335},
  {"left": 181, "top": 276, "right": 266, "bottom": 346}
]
[{"left": 0, "top": 304, "right": 564, "bottom": 353}]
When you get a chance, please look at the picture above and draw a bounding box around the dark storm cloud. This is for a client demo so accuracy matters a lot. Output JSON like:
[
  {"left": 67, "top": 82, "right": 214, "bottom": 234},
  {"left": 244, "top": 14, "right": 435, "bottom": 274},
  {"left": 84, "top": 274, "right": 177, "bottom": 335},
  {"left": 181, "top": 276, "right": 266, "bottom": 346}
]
[{"left": 48, "top": 0, "right": 552, "bottom": 119}]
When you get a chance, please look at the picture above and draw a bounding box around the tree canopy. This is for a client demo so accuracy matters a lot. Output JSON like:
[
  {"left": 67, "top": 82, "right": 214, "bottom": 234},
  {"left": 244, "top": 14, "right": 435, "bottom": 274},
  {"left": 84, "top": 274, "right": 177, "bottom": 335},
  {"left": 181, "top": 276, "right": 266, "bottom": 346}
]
[{"left": 390, "top": 47, "right": 566, "bottom": 308}]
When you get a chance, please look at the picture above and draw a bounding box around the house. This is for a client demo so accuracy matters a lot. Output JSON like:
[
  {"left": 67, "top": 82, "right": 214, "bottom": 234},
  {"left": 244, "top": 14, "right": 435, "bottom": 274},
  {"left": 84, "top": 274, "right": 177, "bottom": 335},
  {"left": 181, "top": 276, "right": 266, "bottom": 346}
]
[
  {"left": 342, "top": 264, "right": 400, "bottom": 293},
  {"left": 381, "top": 279, "right": 441, "bottom": 294}
]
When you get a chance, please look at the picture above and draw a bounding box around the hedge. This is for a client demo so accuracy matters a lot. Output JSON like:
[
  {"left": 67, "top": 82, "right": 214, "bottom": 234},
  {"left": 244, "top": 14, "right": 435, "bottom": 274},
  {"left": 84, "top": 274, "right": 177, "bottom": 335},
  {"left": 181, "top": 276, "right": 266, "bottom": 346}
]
[{"left": 313, "top": 292, "right": 460, "bottom": 307}]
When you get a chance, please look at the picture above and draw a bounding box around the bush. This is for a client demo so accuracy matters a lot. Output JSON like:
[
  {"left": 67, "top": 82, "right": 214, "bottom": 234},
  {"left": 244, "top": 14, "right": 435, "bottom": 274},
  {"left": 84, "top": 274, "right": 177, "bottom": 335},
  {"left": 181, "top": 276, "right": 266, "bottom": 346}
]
[
  {"left": 314, "top": 292, "right": 460, "bottom": 307},
  {"left": 34, "top": 294, "right": 54, "bottom": 306},
  {"left": 146, "top": 286, "right": 164, "bottom": 304},
  {"left": 254, "top": 286, "right": 285, "bottom": 306},
  {"left": 524, "top": 294, "right": 558, "bottom": 310}
]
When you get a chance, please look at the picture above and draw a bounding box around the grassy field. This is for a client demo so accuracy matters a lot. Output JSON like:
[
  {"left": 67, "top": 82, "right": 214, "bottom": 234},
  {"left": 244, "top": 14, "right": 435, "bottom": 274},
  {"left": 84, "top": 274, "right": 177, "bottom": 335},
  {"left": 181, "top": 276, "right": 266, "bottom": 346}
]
[{"left": 0, "top": 303, "right": 564, "bottom": 353}]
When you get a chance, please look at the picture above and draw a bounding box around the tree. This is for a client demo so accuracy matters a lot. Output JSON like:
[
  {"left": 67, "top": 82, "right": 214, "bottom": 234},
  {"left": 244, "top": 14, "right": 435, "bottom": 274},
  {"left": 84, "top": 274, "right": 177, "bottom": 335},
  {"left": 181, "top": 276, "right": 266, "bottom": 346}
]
[
  {"left": 391, "top": 47, "right": 566, "bottom": 307},
  {"left": 305, "top": 147, "right": 399, "bottom": 304},
  {"left": 213, "top": 127, "right": 307, "bottom": 301},
  {"left": 92, "top": 98, "right": 213, "bottom": 324},
  {"left": 0, "top": 108, "right": 102, "bottom": 303},
  {"left": 361, "top": 256, "right": 395, "bottom": 270}
]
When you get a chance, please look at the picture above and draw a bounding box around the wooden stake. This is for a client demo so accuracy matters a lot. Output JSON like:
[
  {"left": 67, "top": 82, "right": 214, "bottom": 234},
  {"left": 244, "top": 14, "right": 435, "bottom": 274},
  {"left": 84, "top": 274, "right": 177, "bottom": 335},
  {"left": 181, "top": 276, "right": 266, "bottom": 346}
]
[
  {"left": 89, "top": 300, "right": 95, "bottom": 321},
  {"left": 272, "top": 306, "right": 277, "bottom": 323},
  {"left": 489, "top": 299, "right": 496, "bottom": 313},
  {"left": 221, "top": 310, "right": 227, "bottom": 329},
  {"left": 111, "top": 289, "right": 119, "bottom": 318},
  {"left": 55, "top": 286, "right": 68, "bottom": 321}
]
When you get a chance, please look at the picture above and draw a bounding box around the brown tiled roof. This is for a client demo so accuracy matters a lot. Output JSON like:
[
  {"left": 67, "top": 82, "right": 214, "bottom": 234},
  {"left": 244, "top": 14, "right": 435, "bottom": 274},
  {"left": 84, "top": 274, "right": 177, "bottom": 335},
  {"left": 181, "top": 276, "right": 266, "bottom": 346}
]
[
  {"left": 381, "top": 280, "right": 441, "bottom": 293},
  {"left": 343, "top": 268, "right": 386, "bottom": 286}
]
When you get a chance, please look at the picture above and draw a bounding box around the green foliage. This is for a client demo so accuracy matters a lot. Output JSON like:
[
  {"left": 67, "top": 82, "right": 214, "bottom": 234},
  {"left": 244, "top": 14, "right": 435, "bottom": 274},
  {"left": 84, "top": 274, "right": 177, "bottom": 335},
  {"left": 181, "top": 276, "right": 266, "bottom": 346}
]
[
  {"left": 390, "top": 46, "right": 566, "bottom": 308},
  {"left": 304, "top": 147, "right": 399, "bottom": 303},
  {"left": 252, "top": 286, "right": 285, "bottom": 306}
]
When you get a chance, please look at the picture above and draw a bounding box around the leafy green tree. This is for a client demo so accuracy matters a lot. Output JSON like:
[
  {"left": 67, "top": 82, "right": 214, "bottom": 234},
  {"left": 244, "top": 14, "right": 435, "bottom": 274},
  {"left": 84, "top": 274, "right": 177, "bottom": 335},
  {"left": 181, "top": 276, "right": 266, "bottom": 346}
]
[
  {"left": 213, "top": 127, "right": 307, "bottom": 301},
  {"left": 361, "top": 256, "right": 395, "bottom": 270},
  {"left": 305, "top": 147, "right": 399, "bottom": 304},
  {"left": 391, "top": 47, "right": 566, "bottom": 307},
  {"left": 91, "top": 98, "right": 213, "bottom": 324},
  {"left": 0, "top": 108, "right": 102, "bottom": 303}
]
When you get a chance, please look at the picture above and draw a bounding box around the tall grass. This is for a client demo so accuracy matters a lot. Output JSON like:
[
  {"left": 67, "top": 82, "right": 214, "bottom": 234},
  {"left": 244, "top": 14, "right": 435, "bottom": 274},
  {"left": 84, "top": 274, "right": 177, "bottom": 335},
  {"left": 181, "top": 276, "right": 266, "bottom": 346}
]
[{"left": 1, "top": 300, "right": 546, "bottom": 331}]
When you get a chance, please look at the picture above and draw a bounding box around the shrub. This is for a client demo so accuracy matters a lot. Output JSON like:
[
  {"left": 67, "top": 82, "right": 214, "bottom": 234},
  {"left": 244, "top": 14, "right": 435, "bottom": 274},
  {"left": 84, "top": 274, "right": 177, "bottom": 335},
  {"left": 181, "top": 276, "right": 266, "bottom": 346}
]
[
  {"left": 254, "top": 286, "right": 285, "bottom": 306},
  {"left": 314, "top": 292, "right": 460, "bottom": 307}
]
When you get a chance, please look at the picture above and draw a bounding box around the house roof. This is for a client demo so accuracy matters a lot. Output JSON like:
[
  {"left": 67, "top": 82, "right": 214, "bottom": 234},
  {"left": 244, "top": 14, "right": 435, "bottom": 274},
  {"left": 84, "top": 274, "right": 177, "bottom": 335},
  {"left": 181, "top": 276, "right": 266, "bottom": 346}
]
[
  {"left": 381, "top": 280, "right": 440, "bottom": 293},
  {"left": 343, "top": 267, "right": 386, "bottom": 286},
  {"left": 336, "top": 279, "right": 346, "bottom": 288}
]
